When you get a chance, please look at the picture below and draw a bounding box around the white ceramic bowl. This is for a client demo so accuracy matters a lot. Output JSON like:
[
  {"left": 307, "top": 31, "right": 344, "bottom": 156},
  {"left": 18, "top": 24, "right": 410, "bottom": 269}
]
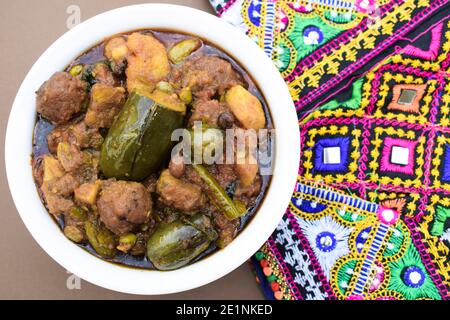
[{"left": 5, "top": 4, "right": 299, "bottom": 295}]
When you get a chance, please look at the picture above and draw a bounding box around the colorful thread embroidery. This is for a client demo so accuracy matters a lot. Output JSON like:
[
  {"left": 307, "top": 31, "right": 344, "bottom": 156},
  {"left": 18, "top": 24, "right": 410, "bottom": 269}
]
[
  {"left": 380, "top": 137, "right": 417, "bottom": 175},
  {"left": 387, "top": 84, "right": 427, "bottom": 114},
  {"left": 291, "top": 18, "right": 450, "bottom": 299},
  {"left": 314, "top": 137, "right": 350, "bottom": 172},
  {"left": 211, "top": 0, "right": 450, "bottom": 300},
  {"left": 257, "top": 178, "right": 445, "bottom": 300},
  {"left": 402, "top": 22, "right": 444, "bottom": 61}
]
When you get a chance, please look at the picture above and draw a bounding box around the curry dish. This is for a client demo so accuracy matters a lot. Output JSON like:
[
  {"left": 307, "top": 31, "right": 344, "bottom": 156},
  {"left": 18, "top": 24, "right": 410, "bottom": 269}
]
[{"left": 31, "top": 30, "right": 272, "bottom": 270}]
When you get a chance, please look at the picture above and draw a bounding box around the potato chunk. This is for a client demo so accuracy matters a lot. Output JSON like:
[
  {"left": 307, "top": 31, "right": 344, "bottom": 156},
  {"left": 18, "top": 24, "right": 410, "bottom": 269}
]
[
  {"left": 74, "top": 181, "right": 101, "bottom": 206},
  {"left": 104, "top": 37, "right": 128, "bottom": 74},
  {"left": 84, "top": 84, "right": 126, "bottom": 128},
  {"left": 126, "top": 32, "right": 170, "bottom": 93},
  {"left": 40, "top": 155, "right": 79, "bottom": 216},
  {"left": 42, "top": 155, "right": 65, "bottom": 182},
  {"left": 105, "top": 37, "right": 128, "bottom": 61},
  {"left": 225, "top": 85, "right": 266, "bottom": 130}
]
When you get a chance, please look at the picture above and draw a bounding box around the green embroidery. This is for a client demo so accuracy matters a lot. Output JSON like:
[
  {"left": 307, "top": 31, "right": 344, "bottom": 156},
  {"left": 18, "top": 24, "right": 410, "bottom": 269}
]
[
  {"left": 335, "top": 209, "right": 366, "bottom": 223},
  {"left": 320, "top": 78, "right": 364, "bottom": 111},
  {"left": 431, "top": 205, "right": 450, "bottom": 236},
  {"left": 277, "top": 40, "right": 292, "bottom": 73},
  {"left": 336, "top": 259, "right": 357, "bottom": 295},
  {"left": 288, "top": 15, "right": 343, "bottom": 62},
  {"left": 387, "top": 243, "right": 441, "bottom": 300},
  {"left": 323, "top": 11, "right": 356, "bottom": 24},
  {"left": 383, "top": 226, "right": 406, "bottom": 257}
]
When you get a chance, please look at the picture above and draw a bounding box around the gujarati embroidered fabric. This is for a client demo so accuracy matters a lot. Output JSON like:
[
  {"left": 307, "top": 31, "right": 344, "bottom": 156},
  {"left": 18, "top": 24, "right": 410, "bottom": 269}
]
[{"left": 210, "top": 0, "right": 450, "bottom": 300}]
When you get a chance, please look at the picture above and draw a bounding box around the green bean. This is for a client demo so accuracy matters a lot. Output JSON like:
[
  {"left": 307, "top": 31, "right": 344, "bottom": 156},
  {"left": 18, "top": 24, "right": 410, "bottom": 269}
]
[
  {"left": 234, "top": 200, "right": 248, "bottom": 216},
  {"left": 192, "top": 164, "right": 244, "bottom": 221}
]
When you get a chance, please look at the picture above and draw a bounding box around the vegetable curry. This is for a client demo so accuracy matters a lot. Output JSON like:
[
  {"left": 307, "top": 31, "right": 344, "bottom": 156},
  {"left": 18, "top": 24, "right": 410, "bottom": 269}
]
[{"left": 32, "top": 30, "right": 272, "bottom": 270}]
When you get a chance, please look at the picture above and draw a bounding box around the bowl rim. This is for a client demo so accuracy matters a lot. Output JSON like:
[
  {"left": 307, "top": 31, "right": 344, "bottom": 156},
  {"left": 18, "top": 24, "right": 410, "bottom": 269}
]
[{"left": 4, "top": 3, "right": 300, "bottom": 295}]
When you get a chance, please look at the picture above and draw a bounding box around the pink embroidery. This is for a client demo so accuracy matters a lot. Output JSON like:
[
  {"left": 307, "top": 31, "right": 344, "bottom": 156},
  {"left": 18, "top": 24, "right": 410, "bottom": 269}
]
[
  {"left": 277, "top": 8, "right": 288, "bottom": 32},
  {"left": 320, "top": 180, "right": 450, "bottom": 197},
  {"left": 346, "top": 294, "right": 364, "bottom": 300},
  {"left": 285, "top": 0, "right": 401, "bottom": 82},
  {"left": 380, "top": 137, "right": 417, "bottom": 175},
  {"left": 294, "top": 0, "right": 447, "bottom": 110},
  {"left": 267, "top": 236, "right": 304, "bottom": 300},
  {"left": 369, "top": 262, "right": 385, "bottom": 292},
  {"left": 402, "top": 23, "right": 443, "bottom": 61},
  {"left": 376, "top": 296, "right": 398, "bottom": 300},
  {"left": 356, "top": 0, "right": 376, "bottom": 13},
  {"left": 377, "top": 206, "right": 399, "bottom": 225},
  {"left": 287, "top": 3, "right": 312, "bottom": 13},
  {"left": 216, "top": 0, "right": 238, "bottom": 17}
]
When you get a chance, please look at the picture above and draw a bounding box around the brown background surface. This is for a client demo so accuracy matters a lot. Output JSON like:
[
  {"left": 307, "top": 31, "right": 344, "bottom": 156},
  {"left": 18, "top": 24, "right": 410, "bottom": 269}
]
[{"left": 0, "top": 0, "right": 264, "bottom": 299}]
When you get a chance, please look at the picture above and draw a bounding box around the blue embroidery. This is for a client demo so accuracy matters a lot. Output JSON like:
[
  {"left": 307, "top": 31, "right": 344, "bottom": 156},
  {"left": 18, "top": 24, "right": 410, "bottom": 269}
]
[
  {"left": 262, "top": 1, "right": 276, "bottom": 57},
  {"left": 314, "top": 137, "right": 350, "bottom": 172},
  {"left": 316, "top": 231, "right": 337, "bottom": 252},
  {"left": 296, "top": 183, "right": 379, "bottom": 213},
  {"left": 403, "top": 266, "right": 425, "bottom": 288},
  {"left": 303, "top": 26, "right": 325, "bottom": 45},
  {"left": 248, "top": 0, "right": 261, "bottom": 27},
  {"left": 442, "top": 143, "right": 450, "bottom": 182},
  {"left": 291, "top": 196, "right": 328, "bottom": 213},
  {"left": 356, "top": 226, "right": 371, "bottom": 253}
]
